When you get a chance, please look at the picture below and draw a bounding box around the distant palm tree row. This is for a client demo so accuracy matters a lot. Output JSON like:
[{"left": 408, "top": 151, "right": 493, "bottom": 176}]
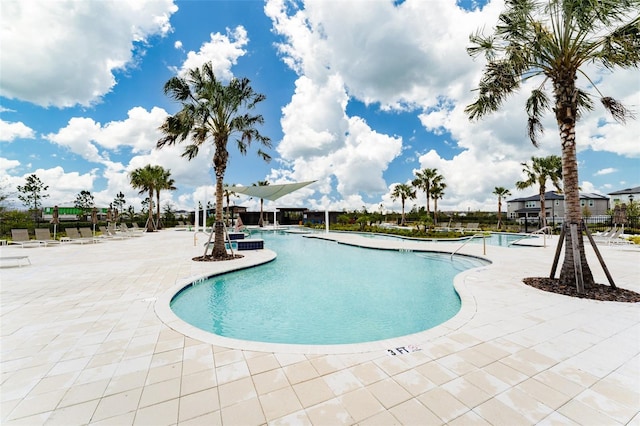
[
  {"left": 129, "top": 164, "right": 176, "bottom": 232},
  {"left": 391, "top": 168, "right": 446, "bottom": 226},
  {"left": 394, "top": 155, "right": 562, "bottom": 231}
]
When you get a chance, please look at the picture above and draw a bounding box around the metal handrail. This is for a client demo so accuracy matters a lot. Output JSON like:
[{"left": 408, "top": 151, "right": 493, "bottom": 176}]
[
  {"left": 508, "top": 226, "right": 553, "bottom": 247},
  {"left": 450, "top": 233, "right": 486, "bottom": 260}
]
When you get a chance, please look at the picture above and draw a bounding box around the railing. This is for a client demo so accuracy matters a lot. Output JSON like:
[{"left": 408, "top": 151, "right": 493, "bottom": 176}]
[
  {"left": 508, "top": 226, "right": 552, "bottom": 247},
  {"left": 451, "top": 233, "right": 487, "bottom": 260}
]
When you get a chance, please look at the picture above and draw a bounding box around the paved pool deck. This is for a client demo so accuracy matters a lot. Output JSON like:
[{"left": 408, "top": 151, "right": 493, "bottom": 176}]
[{"left": 1, "top": 229, "right": 638, "bottom": 425}]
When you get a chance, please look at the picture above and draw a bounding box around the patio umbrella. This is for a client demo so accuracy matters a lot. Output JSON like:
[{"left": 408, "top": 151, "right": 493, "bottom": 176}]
[
  {"left": 612, "top": 204, "right": 628, "bottom": 233},
  {"left": 91, "top": 207, "right": 98, "bottom": 236},
  {"left": 106, "top": 207, "right": 112, "bottom": 223},
  {"left": 234, "top": 215, "right": 244, "bottom": 232},
  {"left": 50, "top": 205, "right": 60, "bottom": 239}
]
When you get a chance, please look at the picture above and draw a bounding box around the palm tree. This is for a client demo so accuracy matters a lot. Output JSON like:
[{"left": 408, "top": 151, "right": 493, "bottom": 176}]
[
  {"left": 391, "top": 183, "right": 416, "bottom": 226},
  {"left": 129, "top": 165, "right": 158, "bottom": 232},
  {"left": 253, "top": 180, "right": 269, "bottom": 226},
  {"left": 430, "top": 181, "right": 446, "bottom": 225},
  {"left": 493, "top": 186, "right": 512, "bottom": 229},
  {"left": 516, "top": 156, "right": 562, "bottom": 229},
  {"left": 154, "top": 167, "right": 176, "bottom": 230},
  {"left": 412, "top": 168, "right": 441, "bottom": 215},
  {"left": 223, "top": 185, "right": 239, "bottom": 226},
  {"left": 465, "top": 0, "right": 638, "bottom": 290},
  {"left": 157, "top": 61, "right": 272, "bottom": 259}
]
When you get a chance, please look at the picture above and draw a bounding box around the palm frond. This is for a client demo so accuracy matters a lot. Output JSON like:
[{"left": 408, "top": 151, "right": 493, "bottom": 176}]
[{"left": 601, "top": 97, "right": 634, "bottom": 123}]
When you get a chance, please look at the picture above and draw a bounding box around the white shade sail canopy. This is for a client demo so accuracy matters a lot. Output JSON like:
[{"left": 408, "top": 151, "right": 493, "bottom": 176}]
[{"left": 224, "top": 181, "right": 316, "bottom": 202}]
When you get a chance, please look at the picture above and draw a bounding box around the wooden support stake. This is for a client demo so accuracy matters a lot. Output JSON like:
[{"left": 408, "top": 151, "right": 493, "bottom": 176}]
[
  {"left": 549, "top": 224, "right": 565, "bottom": 279},
  {"left": 582, "top": 221, "right": 616, "bottom": 288},
  {"left": 570, "top": 223, "right": 585, "bottom": 294}
]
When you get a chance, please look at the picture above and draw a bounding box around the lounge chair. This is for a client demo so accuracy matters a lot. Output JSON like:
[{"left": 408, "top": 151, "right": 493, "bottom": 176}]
[
  {"left": 131, "top": 223, "right": 146, "bottom": 233},
  {"left": 464, "top": 223, "right": 481, "bottom": 232},
  {"left": 34, "top": 228, "right": 61, "bottom": 246},
  {"left": 79, "top": 227, "right": 102, "bottom": 243},
  {"left": 119, "top": 223, "right": 143, "bottom": 237},
  {"left": 10, "top": 229, "right": 42, "bottom": 248},
  {"left": 64, "top": 228, "right": 93, "bottom": 244},
  {"left": 451, "top": 223, "right": 463, "bottom": 232},
  {"left": 99, "top": 226, "right": 126, "bottom": 240}
]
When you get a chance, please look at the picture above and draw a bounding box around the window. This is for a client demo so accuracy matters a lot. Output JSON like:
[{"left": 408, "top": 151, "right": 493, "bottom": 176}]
[{"left": 525, "top": 201, "right": 537, "bottom": 208}]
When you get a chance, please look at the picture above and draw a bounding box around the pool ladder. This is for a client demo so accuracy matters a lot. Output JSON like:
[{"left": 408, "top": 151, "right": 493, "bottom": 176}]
[
  {"left": 507, "top": 226, "right": 553, "bottom": 247},
  {"left": 450, "top": 233, "right": 487, "bottom": 260}
]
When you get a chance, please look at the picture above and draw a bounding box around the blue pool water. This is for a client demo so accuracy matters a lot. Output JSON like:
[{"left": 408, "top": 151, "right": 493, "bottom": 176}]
[{"left": 171, "top": 231, "right": 489, "bottom": 345}]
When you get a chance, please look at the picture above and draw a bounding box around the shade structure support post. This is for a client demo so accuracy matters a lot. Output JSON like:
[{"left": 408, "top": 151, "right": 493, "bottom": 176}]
[
  {"left": 325, "top": 209, "right": 329, "bottom": 233},
  {"left": 194, "top": 199, "right": 199, "bottom": 246}
]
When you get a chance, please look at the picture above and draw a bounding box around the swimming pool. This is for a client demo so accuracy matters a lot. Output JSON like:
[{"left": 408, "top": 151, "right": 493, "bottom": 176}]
[
  {"left": 171, "top": 231, "right": 489, "bottom": 345},
  {"left": 350, "top": 231, "right": 532, "bottom": 246}
]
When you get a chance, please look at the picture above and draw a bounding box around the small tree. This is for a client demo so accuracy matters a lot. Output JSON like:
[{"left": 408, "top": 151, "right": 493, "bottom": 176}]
[
  {"left": 17, "top": 174, "right": 49, "bottom": 223},
  {"left": 253, "top": 180, "right": 270, "bottom": 227},
  {"left": 113, "top": 192, "right": 126, "bottom": 215},
  {"left": 391, "top": 183, "right": 416, "bottom": 226},
  {"left": 74, "top": 190, "right": 95, "bottom": 220},
  {"left": 516, "top": 156, "right": 562, "bottom": 229},
  {"left": 493, "top": 187, "right": 512, "bottom": 229},
  {"left": 431, "top": 180, "right": 446, "bottom": 225}
]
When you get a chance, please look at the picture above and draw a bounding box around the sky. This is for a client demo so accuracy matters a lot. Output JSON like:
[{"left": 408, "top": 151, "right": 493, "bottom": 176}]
[{"left": 1, "top": 0, "right": 638, "bottom": 216}]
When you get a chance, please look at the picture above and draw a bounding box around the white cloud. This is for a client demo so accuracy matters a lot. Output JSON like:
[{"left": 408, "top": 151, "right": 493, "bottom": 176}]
[
  {"left": 44, "top": 107, "right": 169, "bottom": 163},
  {"left": 176, "top": 26, "right": 248, "bottom": 81},
  {"left": 174, "top": 40, "right": 183, "bottom": 50},
  {"left": 0, "top": 0, "right": 178, "bottom": 107},
  {"left": 595, "top": 168, "right": 617, "bottom": 176},
  {"left": 264, "top": 0, "right": 636, "bottom": 211},
  {"left": 0, "top": 119, "right": 35, "bottom": 142}
]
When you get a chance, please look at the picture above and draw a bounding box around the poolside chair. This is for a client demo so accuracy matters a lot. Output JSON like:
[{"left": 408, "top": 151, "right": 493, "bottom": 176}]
[
  {"left": 131, "top": 223, "right": 146, "bottom": 233},
  {"left": 464, "top": 223, "right": 481, "bottom": 232},
  {"left": 99, "top": 225, "right": 127, "bottom": 240},
  {"left": 79, "top": 227, "right": 102, "bottom": 243},
  {"left": 10, "top": 229, "right": 42, "bottom": 248},
  {"left": 34, "top": 228, "right": 61, "bottom": 246},
  {"left": 119, "top": 223, "right": 143, "bottom": 237},
  {"left": 64, "top": 228, "right": 93, "bottom": 244},
  {"left": 451, "top": 223, "right": 463, "bottom": 232}
]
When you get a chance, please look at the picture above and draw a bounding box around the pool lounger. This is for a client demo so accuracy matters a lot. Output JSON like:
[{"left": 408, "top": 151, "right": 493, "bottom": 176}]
[{"left": 0, "top": 255, "right": 31, "bottom": 267}]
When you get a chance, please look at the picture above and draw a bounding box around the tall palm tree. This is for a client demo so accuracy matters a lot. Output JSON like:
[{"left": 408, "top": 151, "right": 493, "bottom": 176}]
[
  {"left": 412, "top": 168, "right": 441, "bottom": 215},
  {"left": 516, "top": 156, "right": 562, "bottom": 229},
  {"left": 391, "top": 183, "right": 416, "bottom": 226},
  {"left": 430, "top": 181, "right": 446, "bottom": 225},
  {"left": 493, "top": 187, "right": 512, "bottom": 229},
  {"left": 154, "top": 167, "right": 176, "bottom": 230},
  {"left": 465, "top": 0, "right": 639, "bottom": 290},
  {"left": 157, "top": 61, "right": 271, "bottom": 259},
  {"left": 253, "top": 180, "right": 269, "bottom": 226},
  {"left": 129, "top": 164, "right": 158, "bottom": 232}
]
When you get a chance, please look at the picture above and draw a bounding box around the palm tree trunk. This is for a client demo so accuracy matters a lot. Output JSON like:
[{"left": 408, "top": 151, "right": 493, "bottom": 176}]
[
  {"left": 147, "top": 189, "right": 154, "bottom": 232},
  {"left": 259, "top": 199, "right": 264, "bottom": 227},
  {"left": 433, "top": 199, "right": 438, "bottom": 225},
  {"left": 554, "top": 79, "right": 594, "bottom": 289},
  {"left": 539, "top": 189, "right": 547, "bottom": 229},
  {"left": 156, "top": 193, "right": 162, "bottom": 230},
  {"left": 401, "top": 200, "right": 406, "bottom": 226},
  {"left": 212, "top": 145, "right": 228, "bottom": 259}
]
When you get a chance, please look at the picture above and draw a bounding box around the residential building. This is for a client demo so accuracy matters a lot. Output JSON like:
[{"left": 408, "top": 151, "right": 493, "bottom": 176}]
[
  {"left": 507, "top": 191, "right": 610, "bottom": 224},
  {"left": 608, "top": 186, "right": 640, "bottom": 205}
]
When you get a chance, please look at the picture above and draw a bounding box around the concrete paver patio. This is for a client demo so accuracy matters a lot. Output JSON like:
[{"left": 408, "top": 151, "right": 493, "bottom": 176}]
[{"left": 1, "top": 229, "right": 638, "bottom": 425}]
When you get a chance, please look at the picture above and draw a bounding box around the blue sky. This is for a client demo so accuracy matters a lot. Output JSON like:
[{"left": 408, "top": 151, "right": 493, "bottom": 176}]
[{"left": 1, "top": 0, "right": 638, "bottom": 215}]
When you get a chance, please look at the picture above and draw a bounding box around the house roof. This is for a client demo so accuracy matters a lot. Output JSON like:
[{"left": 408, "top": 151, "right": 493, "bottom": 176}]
[
  {"left": 608, "top": 186, "right": 640, "bottom": 196},
  {"left": 508, "top": 191, "right": 608, "bottom": 202}
]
